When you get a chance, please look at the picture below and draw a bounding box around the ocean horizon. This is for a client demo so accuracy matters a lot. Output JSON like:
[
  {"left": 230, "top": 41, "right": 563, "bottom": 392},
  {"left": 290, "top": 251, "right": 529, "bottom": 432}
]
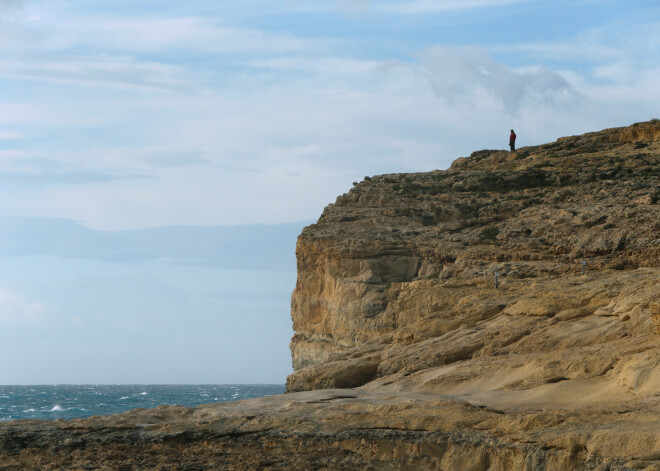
[{"left": 0, "top": 384, "right": 285, "bottom": 422}]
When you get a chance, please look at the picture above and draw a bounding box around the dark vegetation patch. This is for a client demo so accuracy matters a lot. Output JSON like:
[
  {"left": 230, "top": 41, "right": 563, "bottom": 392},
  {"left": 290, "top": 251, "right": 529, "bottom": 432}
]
[{"left": 480, "top": 227, "right": 500, "bottom": 241}]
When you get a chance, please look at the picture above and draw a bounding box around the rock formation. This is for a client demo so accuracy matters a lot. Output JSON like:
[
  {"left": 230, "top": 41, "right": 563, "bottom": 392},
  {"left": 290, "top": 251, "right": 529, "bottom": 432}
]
[{"left": 1, "top": 121, "right": 658, "bottom": 470}]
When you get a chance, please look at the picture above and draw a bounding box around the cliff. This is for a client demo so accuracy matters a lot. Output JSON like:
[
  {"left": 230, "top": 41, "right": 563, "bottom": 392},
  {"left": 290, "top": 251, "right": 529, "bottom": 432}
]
[
  {"left": 0, "top": 121, "right": 658, "bottom": 470},
  {"left": 288, "top": 120, "right": 660, "bottom": 392}
]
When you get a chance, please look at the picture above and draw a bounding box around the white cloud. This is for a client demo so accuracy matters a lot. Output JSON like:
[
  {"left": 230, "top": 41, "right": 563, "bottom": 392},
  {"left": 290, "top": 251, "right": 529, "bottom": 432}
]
[
  {"left": 77, "top": 17, "right": 311, "bottom": 55},
  {"left": 0, "top": 56, "right": 191, "bottom": 91},
  {"left": 494, "top": 21, "right": 660, "bottom": 115},
  {"left": 0, "top": 149, "right": 29, "bottom": 159},
  {"left": 1, "top": 9, "right": 314, "bottom": 56},
  {"left": 0, "top": 130, "right": 26, "bottom": 139},
  {"left": 0, "top": 287, "right": 43, "bottom": 324},
  {"left": 0, "top": 7, "right": 322, "bottom": 93},
  {"left": 498, "top": 21, "right": 660, "bottom": 78},
  {"left": 377, "top": 0, "right": 533, "bottom": 14},
  {"left": 294, "top": 0, "right": 533, "bottom": 15},
  {"left": 418, "top": 46, "right": 579, "bottom": 114},
  {"left": 0, "top": 104, "right": 42, "bottom": 124}
]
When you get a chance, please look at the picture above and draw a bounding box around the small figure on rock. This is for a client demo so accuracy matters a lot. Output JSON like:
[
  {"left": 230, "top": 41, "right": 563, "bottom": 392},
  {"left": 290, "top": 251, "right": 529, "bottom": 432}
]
[{"left": 509, "top": 129, "right": 516, "bottom": 152}]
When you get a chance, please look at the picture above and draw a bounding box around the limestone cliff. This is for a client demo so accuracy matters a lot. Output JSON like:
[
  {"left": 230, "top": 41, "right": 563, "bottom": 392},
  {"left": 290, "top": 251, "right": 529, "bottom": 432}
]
[
  {"left": 0, "top": 121, "right": 658, "bottom": 471},
  {"left": 280, "top": 119, "right": 660, "bottom": 468},
  {"left": 289, "top": 120, "right": 660, "bottom": 390}
]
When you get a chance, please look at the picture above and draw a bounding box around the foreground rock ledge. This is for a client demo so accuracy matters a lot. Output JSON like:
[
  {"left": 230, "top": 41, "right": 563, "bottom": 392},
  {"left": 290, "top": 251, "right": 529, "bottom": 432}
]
[
  {"left": 1, "top": 387, "right": 658, "bottom": 470},
  {"left": 1, "top": 121, "right": 659, "bottom": 471}
]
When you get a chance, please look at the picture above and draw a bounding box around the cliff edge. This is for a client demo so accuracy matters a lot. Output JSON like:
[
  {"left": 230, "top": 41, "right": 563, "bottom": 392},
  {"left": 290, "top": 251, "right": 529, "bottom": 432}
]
[
  {"left": 289, "top": 120, "right": 660, "bottom": 393},
  {"left": 0, "top": 121, "right": 658, "bottom": 470}
]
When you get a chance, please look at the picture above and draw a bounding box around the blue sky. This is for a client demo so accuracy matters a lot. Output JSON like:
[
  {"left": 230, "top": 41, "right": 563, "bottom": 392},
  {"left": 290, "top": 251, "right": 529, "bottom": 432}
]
[{"left": 0, "top": 0, "right": 658, "bottom": 383}]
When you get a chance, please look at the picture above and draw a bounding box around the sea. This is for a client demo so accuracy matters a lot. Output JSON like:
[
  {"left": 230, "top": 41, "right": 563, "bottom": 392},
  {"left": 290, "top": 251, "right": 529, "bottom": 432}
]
[{"left": 0, "top": 384, "right": 285, "bottom": 422}]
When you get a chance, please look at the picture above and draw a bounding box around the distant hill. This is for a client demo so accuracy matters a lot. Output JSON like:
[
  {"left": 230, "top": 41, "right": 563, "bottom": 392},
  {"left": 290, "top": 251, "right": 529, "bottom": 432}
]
[{"left": 0, "top": 218, "right": 310, "bottom": 270}]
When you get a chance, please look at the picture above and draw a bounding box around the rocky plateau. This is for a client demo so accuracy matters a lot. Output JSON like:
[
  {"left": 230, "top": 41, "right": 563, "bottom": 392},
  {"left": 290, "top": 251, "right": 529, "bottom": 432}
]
[{"left": 1, "top": 120, "right": 659, "bottom": 470}]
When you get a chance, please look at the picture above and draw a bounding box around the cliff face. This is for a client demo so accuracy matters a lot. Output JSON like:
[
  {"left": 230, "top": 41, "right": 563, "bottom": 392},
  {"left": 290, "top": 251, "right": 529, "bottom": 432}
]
[
  {"left": 289, "top": 120, "right": 660, "bottom": 393},
  {"left": 282, "top": 120, "right": 660, "bottom": 468},
  {"left": 1, "top": 121, "right": 658, "bottom": 471}
]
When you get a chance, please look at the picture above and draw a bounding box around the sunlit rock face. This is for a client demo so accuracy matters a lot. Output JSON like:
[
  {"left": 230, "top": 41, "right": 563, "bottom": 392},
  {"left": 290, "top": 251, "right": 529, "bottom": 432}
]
[
  {"left": 652, "top": 301, "right": 660, "bottom": 334},
  {"left": 283, "top": 121, "right": 660, "bottom": 468},
  {"left": 289, "top": 120, "right": 660, "bottom": 394}
]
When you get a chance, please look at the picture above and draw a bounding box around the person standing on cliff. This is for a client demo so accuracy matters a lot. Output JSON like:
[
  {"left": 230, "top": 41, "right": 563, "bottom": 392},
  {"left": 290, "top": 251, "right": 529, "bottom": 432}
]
[{"left": 509, "top": 129, "right": 516, "bottom": 152}]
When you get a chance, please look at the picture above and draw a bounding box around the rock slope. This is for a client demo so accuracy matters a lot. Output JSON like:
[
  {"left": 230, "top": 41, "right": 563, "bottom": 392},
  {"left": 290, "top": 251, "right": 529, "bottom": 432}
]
[{"left": 1, "top": 120, "right": 658, "bottom": 470}]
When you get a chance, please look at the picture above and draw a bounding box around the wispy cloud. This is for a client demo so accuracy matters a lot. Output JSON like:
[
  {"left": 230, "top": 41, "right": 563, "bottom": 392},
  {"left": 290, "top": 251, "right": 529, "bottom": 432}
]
[
  {"left": 419, "top": 46, "right": 579, "bottom": 114},
  {"left": 0, "top": 57, "right": 191, "bottom": 91},
  {"left": 0, "top": 104, "right": 42, "bottom": 124},
  {"left": 0, "top": 151, "right": 152, "bottom": 186},
  {"left": 297, "top": 0, "right": 534, "bottom": 15},
  {"left": 0, "top": 286, "right": 43, "bottom": 324},
  {"left": 71, "top": 17, "right": 312, "bottom": 55},
  {"left": 377, "top": 0, "right": 534, "bottom": 14},
  {"left": 497, "top": 21, "right": 660, "bottom": 70},
  {"left": 2, "top": 10, "right": 314, "bottom": 56},
  {"left": 491, "top": 20, "right": 660, "bottom": 112},
  {"left": 0, "top": 130, "right": 26, "bottom": 140},
  {"left": 0, "top": 216, "right": 304, "bottom": 270}
]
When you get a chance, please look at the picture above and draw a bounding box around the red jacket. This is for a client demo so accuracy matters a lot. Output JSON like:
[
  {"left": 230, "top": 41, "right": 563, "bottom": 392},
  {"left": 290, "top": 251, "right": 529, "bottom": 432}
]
[{"left": 510, "top": 132, "right": 516, "bottom": 144}]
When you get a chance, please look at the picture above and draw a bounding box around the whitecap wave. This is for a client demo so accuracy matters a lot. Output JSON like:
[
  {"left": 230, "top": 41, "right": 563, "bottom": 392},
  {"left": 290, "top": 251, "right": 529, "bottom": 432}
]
[{"left": 51, "top": 405, "right": 63, "bottom": 412}]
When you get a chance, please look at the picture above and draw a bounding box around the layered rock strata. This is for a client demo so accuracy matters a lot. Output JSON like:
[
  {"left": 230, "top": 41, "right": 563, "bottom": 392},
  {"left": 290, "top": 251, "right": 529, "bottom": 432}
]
[
  {"left": 0, "top": 120, "right": 658, "bottom": 470},
  {"left": 283, "top": 119, "right": 660, "bottom": 469},
  {"left": 290, "top": 120, "right": 660, "bottom": 386}
]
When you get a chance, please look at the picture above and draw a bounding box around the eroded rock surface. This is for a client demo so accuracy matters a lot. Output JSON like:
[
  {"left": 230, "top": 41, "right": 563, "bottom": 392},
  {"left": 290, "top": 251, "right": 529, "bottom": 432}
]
[
  {"left": 285, "top": 120, "right": 660, "bottom": 469},
  {"left": 1, "top": 121, "right": 658, "bottom": 470},
  {"left": 290, "top": 121, "right": 660, "bottom": 378}
]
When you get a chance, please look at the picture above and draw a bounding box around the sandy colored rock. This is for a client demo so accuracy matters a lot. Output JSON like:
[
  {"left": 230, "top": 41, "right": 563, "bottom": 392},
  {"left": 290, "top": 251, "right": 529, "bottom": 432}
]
[
  {"left": 283, "top": 119, "right": 660, "bottom": 468},
  {"left": 651, "top": 300, "right": 660, "bottom": 334},
  {"left": 290, "top": 120, "right": 660, "bottom": 388}
]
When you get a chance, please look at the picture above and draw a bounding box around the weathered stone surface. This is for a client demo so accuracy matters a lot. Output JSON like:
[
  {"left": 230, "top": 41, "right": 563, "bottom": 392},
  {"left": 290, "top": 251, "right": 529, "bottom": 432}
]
[
  {"left": 1, "top": 387, "right": 658, "bottom": 470},
  {"left": 651, "top": 301, "right": 660, "bottom": 334},
  {"left": 290, "top": 119, "right": 660, "bottom": 386},
  {"left": 1, "top": 120, "right": 659, "bottom": 470},
  {"left": 282, "top": 119, "right": 660, "bottom": 468}
]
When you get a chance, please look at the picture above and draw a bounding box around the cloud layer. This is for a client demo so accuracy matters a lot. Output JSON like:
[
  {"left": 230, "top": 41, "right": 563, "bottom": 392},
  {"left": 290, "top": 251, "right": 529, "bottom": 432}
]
[
  {"left": 0, "top": 1, "right": 657, "bottom": 231},
  {"left": 0, "top": 217, "right": 305, "bottom": 270},
  {"left": 420, "top": 46, "right": 579, "bottom": 113},
  {"left": 0, "top": 287, "right": 43, "bottom": 324}
]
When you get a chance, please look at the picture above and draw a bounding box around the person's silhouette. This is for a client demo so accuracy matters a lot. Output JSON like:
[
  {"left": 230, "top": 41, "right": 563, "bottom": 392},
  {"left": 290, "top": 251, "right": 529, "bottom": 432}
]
[{"left": 509, "top": 129, "right": 516, "bottom": 152}]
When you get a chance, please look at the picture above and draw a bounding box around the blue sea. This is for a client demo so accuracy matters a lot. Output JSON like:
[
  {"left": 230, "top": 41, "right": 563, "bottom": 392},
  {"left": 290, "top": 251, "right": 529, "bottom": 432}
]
[{"left": 0, "top": 384, "right": 285, "bottom": 422}]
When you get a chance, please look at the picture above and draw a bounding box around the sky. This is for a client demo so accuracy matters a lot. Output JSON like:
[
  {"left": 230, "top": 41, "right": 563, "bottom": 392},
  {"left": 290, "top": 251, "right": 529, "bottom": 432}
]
[{"left": 0, "top": 0, "right": 658, "bottom": 384}]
